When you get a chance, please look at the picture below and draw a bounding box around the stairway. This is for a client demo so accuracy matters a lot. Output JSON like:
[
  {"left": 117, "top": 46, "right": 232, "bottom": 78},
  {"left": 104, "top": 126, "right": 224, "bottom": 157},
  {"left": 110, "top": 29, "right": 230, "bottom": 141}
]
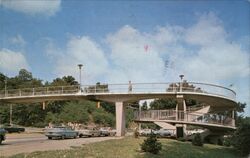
[{"left": 154, "top": 121, "right": 176, "bottom": 130}]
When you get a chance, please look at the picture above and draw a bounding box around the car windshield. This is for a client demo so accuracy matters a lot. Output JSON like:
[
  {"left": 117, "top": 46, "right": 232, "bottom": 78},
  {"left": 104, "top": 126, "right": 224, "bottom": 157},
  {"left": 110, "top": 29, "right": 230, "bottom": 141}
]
[{"left": 46, "top": 127, "right": 71, "bottom": 132}]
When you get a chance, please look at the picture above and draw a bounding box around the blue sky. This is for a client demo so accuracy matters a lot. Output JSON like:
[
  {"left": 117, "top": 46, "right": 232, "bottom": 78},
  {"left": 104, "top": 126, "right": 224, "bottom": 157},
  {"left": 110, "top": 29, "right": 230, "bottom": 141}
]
[{"left": 0, "top": 0, "right": 249, "bottom": 115}]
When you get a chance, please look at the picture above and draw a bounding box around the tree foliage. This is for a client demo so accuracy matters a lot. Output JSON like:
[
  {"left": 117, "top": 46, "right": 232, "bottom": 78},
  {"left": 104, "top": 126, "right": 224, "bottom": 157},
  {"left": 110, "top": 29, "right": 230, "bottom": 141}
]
[
  {"left": 232, "top": 117, "right": 250, "bottom": 156},
  {"left": 150, "top": 99, "right": 176, "bottom": 110},
  {"left": 141, "top": 132, "right": 162, "bottom": 154},
  {"left": 192, "top": 133, "right": 203, "bottom": 146},
  {"left": 0, "top": 69, "right": 116, "bottom": 127}
]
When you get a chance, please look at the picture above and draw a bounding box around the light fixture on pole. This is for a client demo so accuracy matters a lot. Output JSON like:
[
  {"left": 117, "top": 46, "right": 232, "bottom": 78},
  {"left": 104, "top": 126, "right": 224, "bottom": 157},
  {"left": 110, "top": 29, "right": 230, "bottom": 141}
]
[
  {"left": 179, "top": 74, "right": 184, "bottom": 92},
  {"left": 77, "top": 64, "right": 83, "bottom": 87},
  {"left": 179, "top": 74, "right": 184, "bottom": 81}
]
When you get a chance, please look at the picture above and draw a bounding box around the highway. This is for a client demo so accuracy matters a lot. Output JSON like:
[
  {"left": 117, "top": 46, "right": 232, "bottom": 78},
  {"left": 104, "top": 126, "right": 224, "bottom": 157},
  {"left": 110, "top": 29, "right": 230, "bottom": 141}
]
[{"left": 0, "top": 133, "right": 120, "bottom": 157}]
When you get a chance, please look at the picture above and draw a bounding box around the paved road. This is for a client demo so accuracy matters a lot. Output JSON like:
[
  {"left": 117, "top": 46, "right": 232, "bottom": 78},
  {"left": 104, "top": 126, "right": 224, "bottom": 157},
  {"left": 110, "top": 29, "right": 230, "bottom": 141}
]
[{"left": 0, "top": 133, "right": 121, "bottom": 157}]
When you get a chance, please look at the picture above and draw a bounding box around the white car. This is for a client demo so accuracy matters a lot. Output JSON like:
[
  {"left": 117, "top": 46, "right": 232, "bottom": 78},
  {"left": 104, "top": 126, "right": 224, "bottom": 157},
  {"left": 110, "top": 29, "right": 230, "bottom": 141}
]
[
  {"left": 77, "top": 127, "right": 101, "bottom": 137},
  {"left": 139, "top": 129, "right": 153, "bottom": 136},
  {"left": 154, "top": 129, "right": 171, "bottom": 137}
]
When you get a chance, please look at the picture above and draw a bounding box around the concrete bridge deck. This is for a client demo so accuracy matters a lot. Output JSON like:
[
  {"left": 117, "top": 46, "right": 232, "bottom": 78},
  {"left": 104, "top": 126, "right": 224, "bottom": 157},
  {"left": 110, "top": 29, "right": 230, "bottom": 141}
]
[{"left": 0, "top": 82, "right": 237, "bottom": 136}]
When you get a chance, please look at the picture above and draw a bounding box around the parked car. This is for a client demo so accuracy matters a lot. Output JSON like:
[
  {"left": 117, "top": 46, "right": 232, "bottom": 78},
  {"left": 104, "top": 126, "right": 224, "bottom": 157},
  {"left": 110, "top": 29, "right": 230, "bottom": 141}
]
[
  {"left": 45, "top": 126, "right": 78, "bottom": 139},
  {"left": 2, "top": 124, "right": 25, "bottom": 133},
  {"left": 109, "top": 129, "right": 116, "bottom": 136},
  {"left": 77, "top": 127, "right": 101, "bottom": 137},
  {"left": 99, "top": 128, "right": 109, "bottom": 136},
  {"left": 139, "top": 129, "right": 153, "bottom": 136},
  {"left": 0, "top": 128, "right": 6, "bottom": 144},
  {"left": 154, "top": 129, "right": 171, "bottom": 137}
]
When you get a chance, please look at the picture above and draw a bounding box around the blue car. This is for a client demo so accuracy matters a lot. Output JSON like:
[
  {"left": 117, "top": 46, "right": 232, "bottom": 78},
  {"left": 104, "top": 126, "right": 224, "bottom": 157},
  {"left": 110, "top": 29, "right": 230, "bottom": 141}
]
[{"left": 45, "top": 126, "right": 78, "bottom": 140}]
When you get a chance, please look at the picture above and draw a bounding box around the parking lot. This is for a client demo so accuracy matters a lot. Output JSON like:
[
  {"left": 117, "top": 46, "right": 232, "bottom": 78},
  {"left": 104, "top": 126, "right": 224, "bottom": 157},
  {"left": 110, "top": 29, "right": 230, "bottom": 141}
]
[{"left": 0, "top": 133, "right": 120, "bottom": 157}]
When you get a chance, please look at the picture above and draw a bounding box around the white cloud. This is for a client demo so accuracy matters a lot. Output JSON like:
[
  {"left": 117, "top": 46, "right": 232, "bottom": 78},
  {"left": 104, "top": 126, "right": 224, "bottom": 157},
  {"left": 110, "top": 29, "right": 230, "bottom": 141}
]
[
  {"left": 175, "top": 13, "right": 250, "bottom": 82},
  {"left": 0, "top": 48, "right": 29, "bottom": 74},
  {"left": 47, "top": 13, "right": 249, "bottom": 113},
  {"left": 106, "top": 25, "right": 166, "bottom": 83},
  {"left": 185, "top": 12, "right": 226, "bottom": 46},
  {"left": 0, "top": 0, "right": 61, "bottom": 16},
  {"left": 50, "top": 36, "right": 109, "bottom": 84},
  {"left": 9, "top": 34, "right": 26, "bottom": 47}
]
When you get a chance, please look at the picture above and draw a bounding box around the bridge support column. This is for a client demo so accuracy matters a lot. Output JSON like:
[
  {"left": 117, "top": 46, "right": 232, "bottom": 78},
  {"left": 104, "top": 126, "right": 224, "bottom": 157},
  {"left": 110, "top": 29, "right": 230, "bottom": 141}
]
[
  {"left": 115, "top": 102, "right": 126, "bottom": 136},
  {"left": 232, "top": 110, "right": 235, "bottom": 126},
  {"left": 176, "top": 95, "right": 187, "bottom": 138}
]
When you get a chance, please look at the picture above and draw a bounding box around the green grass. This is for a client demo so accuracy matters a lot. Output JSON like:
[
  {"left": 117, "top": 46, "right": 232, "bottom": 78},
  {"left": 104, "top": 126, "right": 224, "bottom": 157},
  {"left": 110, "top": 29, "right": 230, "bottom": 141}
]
[{"left": 8, "top": 137, "right": 239, "bottom": 158}]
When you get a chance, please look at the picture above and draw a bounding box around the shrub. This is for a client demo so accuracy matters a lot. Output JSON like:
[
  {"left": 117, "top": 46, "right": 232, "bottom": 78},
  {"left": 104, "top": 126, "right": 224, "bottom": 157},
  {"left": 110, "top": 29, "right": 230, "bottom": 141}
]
[
  {"left": 141, "top": 132, "right": 162, "bottom": 154},
  {"left": 192, "top": 133, "right": 203, "bottom": 146},
  {"left": 232, "top": 122, "right": 250, "bottom": 156},
  {"left": 223, "top": 135, "right": 232, "bottom": 147}
]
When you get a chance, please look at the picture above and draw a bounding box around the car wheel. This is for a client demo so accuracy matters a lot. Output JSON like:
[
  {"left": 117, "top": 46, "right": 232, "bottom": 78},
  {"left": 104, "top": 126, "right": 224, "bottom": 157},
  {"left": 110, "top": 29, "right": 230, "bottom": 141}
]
[
  {"left": 48, "top": 137, "right": 52, "bottom": 140},
  {"left": 61, "top": 135, "right": 65, "bottom": 139},
  {"left": 0, "top": 137, "right": 2, "bottom": 144},
  {"left": 79, "top": 134, "right": 82, "bottom": 138},
  {"left": 74, "top": 135, "right": 77, "bottom": 139}
]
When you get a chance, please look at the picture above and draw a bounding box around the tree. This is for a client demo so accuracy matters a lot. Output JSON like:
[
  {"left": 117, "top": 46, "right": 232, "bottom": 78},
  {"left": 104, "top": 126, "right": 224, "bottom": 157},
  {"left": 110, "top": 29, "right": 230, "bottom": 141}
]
[
  {"left": 100, "top": 102, "right": 115, "bottom": 114},
  {"left": 232, "top": 117, "right": 250, "bottom": 156},
  {"left": 150, "top": 98, "right": 176, "bottom": 110},
  {"left": 59, "top": 102, "right": 89, "bottom": 124},
  {"left": 192, "top": 133, "right": 203, "bottom": 146},
  {"left": 18, "top": 69, "right": 32, "bottom": 81},
  {"left": 141, "top": 132, "right": 162, "bottom": 154},
  {"left": 49, "top": 76, "right": 78, "bottom": 87},
  {"left": 141, "top": 101, "right": 148, "bottom": 110},
  {"left": 92, "top": 108, "right": 115, "bottom": 127}
]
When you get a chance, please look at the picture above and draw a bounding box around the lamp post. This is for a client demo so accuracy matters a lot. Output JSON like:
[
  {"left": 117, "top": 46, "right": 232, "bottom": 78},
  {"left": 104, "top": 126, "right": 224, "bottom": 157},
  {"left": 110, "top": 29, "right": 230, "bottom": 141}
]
[
  {"left": 179, "top": 74, "right": 184, "bottom": 92},
  {"left": 4, "top": 76, "right": 7, "bottom": 97},
  {"left": 77, "top": 64, "right": 83, "bottom": 88},
  {"left": 179, "top": 74, "right": 184, "bottom": 81}
]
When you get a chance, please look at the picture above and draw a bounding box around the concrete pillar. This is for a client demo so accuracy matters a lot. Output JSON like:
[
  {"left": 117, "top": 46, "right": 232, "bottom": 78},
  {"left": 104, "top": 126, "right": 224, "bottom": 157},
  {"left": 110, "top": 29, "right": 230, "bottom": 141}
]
[
  {"left": 42, "top": 102, "right": 46, "bottom": 110},
  {"left": 232, "top": 110, "right": 235, "bottom": 126},
  {"left": 115, "top": 102, "right": 126, "bottom": 136}
]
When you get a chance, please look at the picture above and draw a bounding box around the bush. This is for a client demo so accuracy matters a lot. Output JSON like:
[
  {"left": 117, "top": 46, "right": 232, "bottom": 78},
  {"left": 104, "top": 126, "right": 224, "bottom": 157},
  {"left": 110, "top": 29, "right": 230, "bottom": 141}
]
[
  {"left": 223, "top": 136, "right": 232, "bottom": 147},
  {"left": 141, "top": 132, "right": 162, "bottom": 154},
  {"left": 192, "top": 133, "right": 203, "bottom": 146},
  {"left": 232, "top": 122, "right": 250, "bottom": 156}
]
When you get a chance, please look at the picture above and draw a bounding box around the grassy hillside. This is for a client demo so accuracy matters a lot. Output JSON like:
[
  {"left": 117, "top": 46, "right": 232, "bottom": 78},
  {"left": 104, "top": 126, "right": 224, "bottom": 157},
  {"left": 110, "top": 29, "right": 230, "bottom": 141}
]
[{"left": 10, "top": 137, "right": 239, "bottom": 158}]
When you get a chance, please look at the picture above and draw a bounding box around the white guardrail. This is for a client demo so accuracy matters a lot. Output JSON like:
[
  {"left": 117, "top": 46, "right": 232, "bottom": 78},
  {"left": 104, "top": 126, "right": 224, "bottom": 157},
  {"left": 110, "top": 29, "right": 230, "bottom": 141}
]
[
  {"left": 134, "top": 110, "right": 235, "bottom": 127},
  {"left": 0, "top": 82, "right": 236, "bottom": 101}
]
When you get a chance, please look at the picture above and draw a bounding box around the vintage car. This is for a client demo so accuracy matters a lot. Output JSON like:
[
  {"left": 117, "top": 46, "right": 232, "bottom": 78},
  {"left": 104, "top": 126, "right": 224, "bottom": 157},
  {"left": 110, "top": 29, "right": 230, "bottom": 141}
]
[
  {"left": 99, "top": 127, "right": 112, "bottom": 136},
  {"left": 0, "top": 128, "right": 6, "bottom": 144},
  {"left": 2, "top": 124, "right": 25, "bottom": 133},
  {"left": 77, "top": 127, "right": 101, "bottom": 137},
  {"left": 45, "top": 126, "right": 78, "bottom": 139},
  {"left": 154, "top": 129, "right": 172, "bottom": 137},
  {"left": 139, "top": 129, "right": 152, "bottom": 136}
]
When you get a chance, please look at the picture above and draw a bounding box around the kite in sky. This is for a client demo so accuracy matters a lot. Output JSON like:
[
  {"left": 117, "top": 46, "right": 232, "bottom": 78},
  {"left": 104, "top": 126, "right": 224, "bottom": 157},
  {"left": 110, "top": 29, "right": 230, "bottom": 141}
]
[{"left": 144, "top": 45, "right": 149, "bottom": 52}]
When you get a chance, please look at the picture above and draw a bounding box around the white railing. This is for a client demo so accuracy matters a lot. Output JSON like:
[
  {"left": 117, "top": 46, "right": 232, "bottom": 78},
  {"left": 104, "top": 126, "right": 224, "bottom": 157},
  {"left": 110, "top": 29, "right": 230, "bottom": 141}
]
[
  {"left": 134, "top": 110, "right": 235, "bottom": 127},
  {"left": 0, "top": 82, "right": 236, "bottom": 101}
]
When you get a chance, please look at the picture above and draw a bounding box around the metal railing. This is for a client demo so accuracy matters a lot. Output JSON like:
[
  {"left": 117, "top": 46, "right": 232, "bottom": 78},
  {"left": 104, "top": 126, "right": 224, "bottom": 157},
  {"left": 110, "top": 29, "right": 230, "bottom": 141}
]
[
  {"left": 0, "top": 82, "right": 236, "bottom": 101},
  {"left": 134, "top": 109, "right": 235, "bottom": 127}
]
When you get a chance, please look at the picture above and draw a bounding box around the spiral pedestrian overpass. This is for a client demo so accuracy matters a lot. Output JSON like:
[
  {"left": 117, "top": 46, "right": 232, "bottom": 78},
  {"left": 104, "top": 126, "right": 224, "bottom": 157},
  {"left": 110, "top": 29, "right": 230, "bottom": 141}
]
[{"left": 0, "top": 81, "right": 237, "bottom": 136}]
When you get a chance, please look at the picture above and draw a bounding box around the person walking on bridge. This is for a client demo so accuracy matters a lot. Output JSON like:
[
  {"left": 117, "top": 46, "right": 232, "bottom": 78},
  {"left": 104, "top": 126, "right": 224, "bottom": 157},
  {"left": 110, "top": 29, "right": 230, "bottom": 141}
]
[{"left": 128, "top": 80, "right": 132, "bottom": 93}]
